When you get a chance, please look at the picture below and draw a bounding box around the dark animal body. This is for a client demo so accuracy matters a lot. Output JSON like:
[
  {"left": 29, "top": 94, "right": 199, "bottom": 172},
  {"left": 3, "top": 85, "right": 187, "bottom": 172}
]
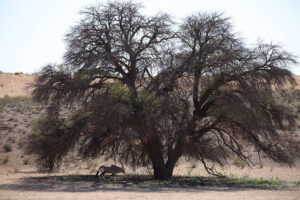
[{"left": 95, "top": 165, "right": 125, "bottom": 179}]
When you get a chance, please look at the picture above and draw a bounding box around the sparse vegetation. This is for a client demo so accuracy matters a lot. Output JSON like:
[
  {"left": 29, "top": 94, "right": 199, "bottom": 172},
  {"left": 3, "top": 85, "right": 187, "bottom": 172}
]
[
  {"left": 91, "top": 174, "right": 298, "bottom": 189},
  {"left": 23, "top": 148, "right": 30, "bottom": 155},
  {"left": 23, "top": 158, "right": 29, "bottom": 165},
  {"left": 0, "top": 155, "right": 9, "bottom": 164},
  {"left": 7, "top": 136, "right": 15, "bottom": 143},
  {"left": 233, "top": 157, "right": 246, "bottom": 169},
  {"left": 279, "top": 89, "right": 300, "bottom": 104},
  {"left": 17, "top": 139, "right": 25, "bottom": 149},
  {"left": 0, "top": 95, "right": 32, "bottom": 111},
  {"left": 13, "top": 165, "right": 20, "bottom": 173},
  {"left": 3, "top": 143, "right": 12, "bottom": 152},
  {"left": 29, "top": 113, "right": 48, "bottom": 133}
]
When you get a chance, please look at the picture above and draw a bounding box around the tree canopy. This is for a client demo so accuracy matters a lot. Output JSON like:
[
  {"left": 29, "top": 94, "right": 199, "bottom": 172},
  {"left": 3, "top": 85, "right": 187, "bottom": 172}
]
[{"left": 27, "top": 1, "right": 300, "bottom": 179}]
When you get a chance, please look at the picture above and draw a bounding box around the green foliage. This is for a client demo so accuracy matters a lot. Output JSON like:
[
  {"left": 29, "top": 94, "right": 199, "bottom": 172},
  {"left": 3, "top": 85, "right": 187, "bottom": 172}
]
[
  {"left": 30, "top": 113, "right": 48, "bottom": 133},
  {"left": 27, "top": 112, "right": 82, "bottom": 171},
  {"left": 136, "top": 91, "right": 159, "bottom": 114},
  {"left": 223, "top": 174, "right": 284, "bottom": 188},
  {"left": 106, "top": 83, "right": 130, "bottom": 102}
]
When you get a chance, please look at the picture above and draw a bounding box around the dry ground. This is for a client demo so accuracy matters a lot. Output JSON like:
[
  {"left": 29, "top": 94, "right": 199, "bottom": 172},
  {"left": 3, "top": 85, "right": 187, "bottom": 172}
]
[
  {"left": 0, "top": 73, "right": 34, "bottom": 98},
  {"left": 0, "top": 168, "right": 299, "bottom": 200},
  {"left": 0, "top": 72, "right": 300, "bottom": 200},
  {"left": 0, "top": 165, "right": 300, "bottom": 200}
]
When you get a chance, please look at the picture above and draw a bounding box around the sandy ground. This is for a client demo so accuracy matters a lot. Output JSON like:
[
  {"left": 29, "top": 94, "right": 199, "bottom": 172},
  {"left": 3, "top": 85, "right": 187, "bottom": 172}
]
[
  {"left": 0, "top": 169, "right": 299, "bottom": 200},
  {"left": 0, "top": 73, "right": 34, "bottom": 98},
  {"left": 0, "top": 164, "right": 299, "bottom": 200},
  {"left": 1, "top": 185, "right": 299, "bottom": 200}
]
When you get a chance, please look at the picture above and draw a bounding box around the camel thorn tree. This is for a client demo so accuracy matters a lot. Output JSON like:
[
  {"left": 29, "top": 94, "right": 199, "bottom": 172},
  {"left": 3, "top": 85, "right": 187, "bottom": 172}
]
[{"left": 27, "top": 1, "right": 300, "bottom": 179}]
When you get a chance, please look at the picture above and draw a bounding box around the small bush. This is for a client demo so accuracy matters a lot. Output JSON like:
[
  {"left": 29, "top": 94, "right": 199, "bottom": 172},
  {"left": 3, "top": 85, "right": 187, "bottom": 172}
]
[
  {"left": 30, "top": 113, "right": 48, "bottom": 133},
  {"left": 13, "top": 165, "right": 20, "bottom": 173},
  {"left": 23, "top": 148, "right": 30, "bottom": 155},
  {"left": 23, "top": 158, "right": 29, "bottom": 165},
  {"left": 0, "top": 155, "right": 9, "bottom": 164},
  {"left": 233, "top": 157, "right": 246, "bottom": 169},
  {"left": 3, "top": 143, "right": 12, "bottom": 152},
  {"left": 17, "top": 140, "right": 25, "bottom": 149},
  {"left": 7, "top": 136, "right": 15, "bottom": 143}
]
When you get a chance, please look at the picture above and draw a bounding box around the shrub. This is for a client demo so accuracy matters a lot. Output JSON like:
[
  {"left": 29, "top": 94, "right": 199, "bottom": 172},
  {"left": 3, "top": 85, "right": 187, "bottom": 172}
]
[
  {"left": 0, "top": 155, "right": 9, "bottom": 164},
  {"left": 13, "top": 165, "right": 20, "bottom": 173},
  {"left": 23, "top": 158, "right": 29, "bottom": 165},
  {"left": 30, "top": 113, "right": 48, "bottom": 133},
  {"left": 7, "top": 136, "right": 15, "bottom": 143},
  {"left": 3, "top": 143, "right": 12, "bottom": 152},
  {"left": 17, "top": 140, "right": 25, "bottom": 149},
  {"left": 234, "top": 157, "right": 246, "bottom": 169},
  {"left": 23, "top": 148, "right": 30, "bottom": 155}
]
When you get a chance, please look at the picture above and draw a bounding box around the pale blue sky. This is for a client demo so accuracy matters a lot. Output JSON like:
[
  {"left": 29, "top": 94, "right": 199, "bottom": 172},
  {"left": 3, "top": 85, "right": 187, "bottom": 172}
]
[{"left": 0, "top": 0, "right": 299, "bottom": 74}]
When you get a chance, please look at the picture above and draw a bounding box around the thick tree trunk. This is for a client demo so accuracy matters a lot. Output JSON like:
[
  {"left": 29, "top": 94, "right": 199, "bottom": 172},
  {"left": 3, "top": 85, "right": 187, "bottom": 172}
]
[
  {"left": 146, "top": 135, "right": 180, "bottom": 180},
  {"left": 153, "top": 164, "right": 174, "bottom": 180},
  {"left": 151, "top": 153, "right": 179, "bottom": 179}
]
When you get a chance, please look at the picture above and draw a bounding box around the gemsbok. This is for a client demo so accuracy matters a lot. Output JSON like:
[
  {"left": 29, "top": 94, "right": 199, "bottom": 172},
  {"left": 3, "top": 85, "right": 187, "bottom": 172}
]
[{"left": 95, "top": 164, "right": 125, "bottom": 180}]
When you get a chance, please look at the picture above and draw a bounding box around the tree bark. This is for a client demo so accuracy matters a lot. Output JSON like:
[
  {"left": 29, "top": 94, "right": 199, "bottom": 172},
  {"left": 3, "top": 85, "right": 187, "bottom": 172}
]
[
  {"left": 147, "top": 139, "right": 178, "bottom": 179},
  {"left": 153, "top": 164, "right": 174, "bottom": 180},
  {"left": 150, "top": 150, "right": 179, "bottom": 179}
]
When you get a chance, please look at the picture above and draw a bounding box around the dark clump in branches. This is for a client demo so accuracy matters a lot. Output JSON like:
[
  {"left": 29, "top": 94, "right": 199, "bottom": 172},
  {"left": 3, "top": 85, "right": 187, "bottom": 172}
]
[{"left": 27, "top": 1, "right": 300, "bottom": 179}]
